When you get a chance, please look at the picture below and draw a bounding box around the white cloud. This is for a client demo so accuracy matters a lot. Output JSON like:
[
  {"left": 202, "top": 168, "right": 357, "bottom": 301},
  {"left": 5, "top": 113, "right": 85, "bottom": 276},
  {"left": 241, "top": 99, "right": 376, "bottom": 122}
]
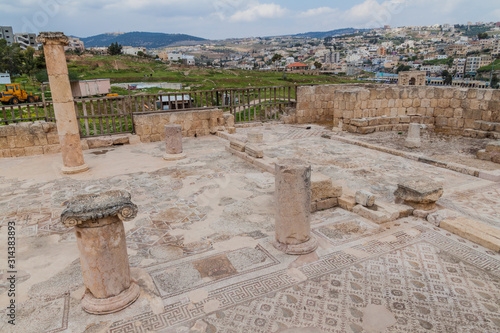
[
  {"left": 229, "top": 3, "right": 287, "bottom": 22},
  {"left": 300, "top": 7, "right": 338, "bottom": 17}
]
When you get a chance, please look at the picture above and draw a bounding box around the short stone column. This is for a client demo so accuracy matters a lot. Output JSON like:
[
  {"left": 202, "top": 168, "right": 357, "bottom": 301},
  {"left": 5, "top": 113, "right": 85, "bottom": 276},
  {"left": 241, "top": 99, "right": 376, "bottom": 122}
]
[
  {"left": 163, "top": 125, "right": 186, "bottom": 160},
  {"left": 274, "top": 159, "right": 318, "bottom": 255},
  {"left": 61, "top": 190, "right": 140, "bottom": 314},
  {"left": 37, "top": 32, "right": 88, "bottom": 174},
  {"left": 404, "top": 123, "right": 421, "bottom": 149}
]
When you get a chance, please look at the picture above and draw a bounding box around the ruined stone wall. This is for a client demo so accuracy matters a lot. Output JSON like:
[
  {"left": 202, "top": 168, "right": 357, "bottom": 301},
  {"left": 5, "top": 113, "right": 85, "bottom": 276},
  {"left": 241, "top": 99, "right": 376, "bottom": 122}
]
[
  {"left": 0, "top": 121, "right": 61, "bottom": 158},
  {"left": 295, "top": 84, "right": 500, "bottom": 137},
  {"left": 0, "top": 109, "right": 234, "bottom": 157},
  {"left": 134, "top": 108, "right": 233, "bottom": 143}
]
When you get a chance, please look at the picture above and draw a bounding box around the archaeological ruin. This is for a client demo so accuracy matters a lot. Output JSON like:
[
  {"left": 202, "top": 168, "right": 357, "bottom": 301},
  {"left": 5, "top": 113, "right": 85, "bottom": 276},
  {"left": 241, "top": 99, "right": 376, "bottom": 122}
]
[{"left": 0, "top": 32, "right": 499, "bottom": 333}]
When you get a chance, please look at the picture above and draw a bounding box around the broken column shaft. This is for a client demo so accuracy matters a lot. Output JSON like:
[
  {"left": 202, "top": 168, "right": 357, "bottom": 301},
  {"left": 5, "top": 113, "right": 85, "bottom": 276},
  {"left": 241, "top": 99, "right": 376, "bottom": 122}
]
[
  {"left": 274, "top": 159, "right": 318, "bottom": 255},
  {"left": 37, "top": 32, "right": 88, "bottom": 174},
  {"left": 61, "top": 190, "right": 140, "bottom": 314},
  {"left": 163, "top": 125, "right": 186, "bottom": 160}
]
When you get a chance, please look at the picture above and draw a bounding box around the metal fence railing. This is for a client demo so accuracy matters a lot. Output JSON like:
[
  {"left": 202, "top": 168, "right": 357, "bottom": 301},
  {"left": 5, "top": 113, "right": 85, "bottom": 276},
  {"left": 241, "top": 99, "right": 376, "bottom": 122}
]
[{"left": 0, "top": 85, "right": 298, "bottom": 138}]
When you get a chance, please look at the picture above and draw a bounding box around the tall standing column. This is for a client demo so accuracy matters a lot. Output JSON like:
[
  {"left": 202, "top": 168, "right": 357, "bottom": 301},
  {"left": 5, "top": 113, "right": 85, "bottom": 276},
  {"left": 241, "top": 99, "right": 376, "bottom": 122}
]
[
  {"left": 37, "top": 32, "right": 88, "bottom": 174},
  {"left": 274, "top": 158, "right": 318, "bottom": 255}
]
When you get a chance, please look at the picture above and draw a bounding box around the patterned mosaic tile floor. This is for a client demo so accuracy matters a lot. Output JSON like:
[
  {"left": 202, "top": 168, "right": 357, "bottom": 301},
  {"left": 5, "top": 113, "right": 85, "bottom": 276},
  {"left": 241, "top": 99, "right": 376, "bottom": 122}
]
[{"left": 0, "top": 125, "right": 499, "bottom": 333}]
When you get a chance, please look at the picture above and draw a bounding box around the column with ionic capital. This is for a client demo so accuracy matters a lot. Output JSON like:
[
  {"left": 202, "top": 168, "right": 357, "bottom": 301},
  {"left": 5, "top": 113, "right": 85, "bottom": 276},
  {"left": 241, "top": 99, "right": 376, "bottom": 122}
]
[{"left": 37, "top": 32, "right": 88, "bottom": 174}]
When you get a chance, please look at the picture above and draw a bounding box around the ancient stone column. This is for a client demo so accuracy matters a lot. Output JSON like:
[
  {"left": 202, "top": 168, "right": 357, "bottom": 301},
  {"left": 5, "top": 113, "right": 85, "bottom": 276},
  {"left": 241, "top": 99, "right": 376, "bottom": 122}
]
[
  {"left": 37, "top": 32, "right": 88, "bottom": 174},
  {"left": 163, "top": 125, "right": 186, "bottom": 160},
  {"left": 404, "top": 123, "right": 421, "bottom": 149},
  {"left": 61, "top": 190, "right": 140, "bottom": 314},
  {"left": 274, "top": 159, "right": 318, "bottom": 255}
]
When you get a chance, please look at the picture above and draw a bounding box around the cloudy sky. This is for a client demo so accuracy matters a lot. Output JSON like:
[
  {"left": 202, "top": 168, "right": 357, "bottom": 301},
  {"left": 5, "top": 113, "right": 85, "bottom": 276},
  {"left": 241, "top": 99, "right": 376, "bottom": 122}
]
[{"left": 2, "top": 0, "right": 500, "bottom": 39}]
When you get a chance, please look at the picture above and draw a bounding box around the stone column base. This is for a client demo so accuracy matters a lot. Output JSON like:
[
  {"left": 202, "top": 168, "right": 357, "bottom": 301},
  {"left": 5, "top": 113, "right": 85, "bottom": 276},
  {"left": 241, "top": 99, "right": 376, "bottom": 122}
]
[
  {"left": 163, "top": 153, "right": 187, "bottom": 161},
  {"left": 61, "top": 164, "right": 89, "bottom": 174},
  {"left": 82, "top": 282, "right": 140, "bottom": 315},
  {"left": 273, "top": 236, "right": 318, "bottom": 255}
]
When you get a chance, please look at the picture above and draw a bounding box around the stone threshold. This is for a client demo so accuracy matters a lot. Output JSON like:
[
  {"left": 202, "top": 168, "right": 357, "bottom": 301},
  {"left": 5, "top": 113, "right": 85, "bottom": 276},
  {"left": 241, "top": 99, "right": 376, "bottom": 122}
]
[
  {"left": 225, "top": 145, "right": 275, "bottom": 174},
  {"left": 325, "top": 134, "right": 500, "bottom": 182}
]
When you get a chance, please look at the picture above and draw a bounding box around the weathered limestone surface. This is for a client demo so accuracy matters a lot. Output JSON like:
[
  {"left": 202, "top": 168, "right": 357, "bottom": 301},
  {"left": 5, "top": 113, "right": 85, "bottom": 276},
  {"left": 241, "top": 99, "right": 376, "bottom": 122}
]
[
  {"left": 247, "top": 132, "right": 263, "bottom": 144},
  {"left": 134, "top": 109, "right": 228, "bottom": 142},
  {"left": 61, "top": 190, "right": 140, "bottom": 314},
  {"left": 310, "top": 173, "right": 342, "bottom": 212},
  {"left": 38, "top": 32, "right": 88, "bottom": 174},
  {"left": 404, "top": 123, "right": 422, "bottom": 148},
  {"left": 164, "top": 125, "right": 183, "bottom": 153},
  {"left": 245, "top": 145, "right": 263, "bottom": 158},
  {"left": 229, "top": 139, "right": 246, "bottom": 152},
  {"left": 394, "top": 178, "right": 444, "bottom": 211},
  {"left": 274, "top": 159, "right": 318, "bottom": 254},
  {"left": 477, "top": 141, "right": 500, "bottom": 163},
  {"left": 355, "top": 190, "right": 376, "bottom": 207},
  {"left": 441, "top": 216, "right": 500, "bottom": 252},
  {"left": 294, "top": 84, "right": 500, "bottom": 138}
]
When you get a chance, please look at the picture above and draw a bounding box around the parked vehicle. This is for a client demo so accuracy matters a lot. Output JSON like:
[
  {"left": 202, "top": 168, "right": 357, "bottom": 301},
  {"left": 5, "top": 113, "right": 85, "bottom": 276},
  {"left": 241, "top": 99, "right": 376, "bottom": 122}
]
[{"left": 0, "top": 83, "right": 40, "bottom": 105}]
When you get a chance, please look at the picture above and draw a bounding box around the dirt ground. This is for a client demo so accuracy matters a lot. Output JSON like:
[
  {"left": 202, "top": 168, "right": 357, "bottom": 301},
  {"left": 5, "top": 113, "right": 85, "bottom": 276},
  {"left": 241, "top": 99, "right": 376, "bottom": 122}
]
[{"left": 337, "top": 130, "right": 500, "bottom": 171}]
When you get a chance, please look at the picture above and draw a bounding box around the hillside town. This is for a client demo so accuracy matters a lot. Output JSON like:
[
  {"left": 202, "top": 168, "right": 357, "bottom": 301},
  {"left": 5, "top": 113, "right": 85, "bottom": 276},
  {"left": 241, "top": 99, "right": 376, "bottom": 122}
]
[{"left": 1, "top": 21, "right": 500, "bottom": 88}]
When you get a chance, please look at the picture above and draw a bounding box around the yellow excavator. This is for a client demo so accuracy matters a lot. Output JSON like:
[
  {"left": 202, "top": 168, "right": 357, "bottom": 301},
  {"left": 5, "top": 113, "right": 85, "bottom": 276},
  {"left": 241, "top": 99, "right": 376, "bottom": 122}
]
[{"left": 1, "top": 83, "right": 40, "bottom": 105}]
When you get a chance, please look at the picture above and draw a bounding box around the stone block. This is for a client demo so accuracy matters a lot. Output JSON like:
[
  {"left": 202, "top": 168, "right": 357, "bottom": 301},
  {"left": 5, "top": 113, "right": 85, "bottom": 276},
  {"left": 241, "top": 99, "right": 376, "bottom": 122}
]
[
  {"left": 224, "top": 114, "right": 235, "bottom": 127},
  {"left": 441, "top": 217, "right": 500, "bottom": 252},
  {"left": 353, "top": 205, "right": 393, "bottom": 224},
  {"left": 355, "top": 190, "right": 376, "bottom": 207},
  {"left": 358, "top": 126, "right": 376, "bottom": 134},
  {"left": 492, "top": 153, "right": 500, "bottom": 164},
  {"left": 477, "top": 150, "right": 491, "bottom": 161},
  {"left": 427, "top": 209, "right": 460, "bottom": 227},
  {"left": 0, "top": 136, "right": 8, "bottom": 150},
  {"left": 316, "top": 198, "right": 338, "bottom": 211},
  {"left": 350, "top": 118, "right": 368, "bottom": 127},
  {"left": 0, "top": 149, "right": 12, "bottom": 157},
  {"left": 112, "top": 135, "right": 129, "bottom": 145},
  {"left": 311, "top": 173, "right": 336, "bottom": 202},
  {"left": 0, "top": 125, "right": 15, "bottom": 136},
  {"left": 87, "top": 137, "right": 113, "bottom": 149},
  {"left": 24, "top": 146, "right": 44, "bottom": 156},
  {"left": 43, "top": 144, "right": 62, "bottom": 154},
  {"left": 229, "top": 139, "right": 246, "bottom": 152},
  {"left": 485, "top": 141, "right": 500, "bottom": 153},
  {"left": 227, "top": 127, "right": 236, "bottom": 134},
  {"left": 394, "top": 178, "right": 443, "bottom": 211},
  {"left": 46, "top": 132, "right": 60, "bottom": 145},
  {"left": 15, "top": 134, "right": 35, "bottom": 148},
  {"left": 246, "top": 145, "right": 263, "bottom": 158},
  {"left": 10, "top": 148, "right": 25, "bottom": 157},
  {"left": 338, "top": 195, "right": 356, "bottom": 211}
]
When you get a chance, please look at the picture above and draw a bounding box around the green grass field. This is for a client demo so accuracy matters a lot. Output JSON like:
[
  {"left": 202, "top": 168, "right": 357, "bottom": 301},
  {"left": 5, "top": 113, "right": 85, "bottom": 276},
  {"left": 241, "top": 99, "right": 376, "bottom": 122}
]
[{"left": 2, "top": 54, "right": 363, "bottom": 99}]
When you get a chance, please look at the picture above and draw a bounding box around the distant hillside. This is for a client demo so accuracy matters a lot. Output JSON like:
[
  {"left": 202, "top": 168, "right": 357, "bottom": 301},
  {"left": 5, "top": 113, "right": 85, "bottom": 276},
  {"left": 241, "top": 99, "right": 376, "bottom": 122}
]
[
  {"left": 287, "top": 28, "right": 370, "bottom": 39},
  {"left": 80, "top": 32, "right": 206, "bottom": 48}
]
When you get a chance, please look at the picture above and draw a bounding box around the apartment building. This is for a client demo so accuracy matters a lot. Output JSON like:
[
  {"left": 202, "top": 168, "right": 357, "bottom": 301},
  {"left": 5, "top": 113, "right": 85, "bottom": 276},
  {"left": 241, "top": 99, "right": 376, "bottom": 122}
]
[
  {"left": 14, "top": 33, "right": 37, "bottom": 50},
  {"left": 465, "top": 54, "right": 492, "bottom": 75},
  {"left": 0, "top": 26, "right": 14, "bottom": 45},
  {"left": 65, "top": 37, "right": 85, "bottom": 52},
  {"left": 453, "top": 58, "right": 466, "bottom": 77}
]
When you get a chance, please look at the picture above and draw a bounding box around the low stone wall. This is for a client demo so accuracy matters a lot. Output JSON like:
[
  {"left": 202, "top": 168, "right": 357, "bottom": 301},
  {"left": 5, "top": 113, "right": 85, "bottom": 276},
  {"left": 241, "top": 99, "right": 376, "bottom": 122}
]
[
  {"left": 295, "top": 84, "right": 500, "bottom": 138},
  {"left": 0, "top": 109, "right": 235, "bottom": 157},
  {"left": 0, "top": 121, "right": 61, "bottom": 158},
  {"left": 134, "top": 108, "right": 234, "bottom": 143}
]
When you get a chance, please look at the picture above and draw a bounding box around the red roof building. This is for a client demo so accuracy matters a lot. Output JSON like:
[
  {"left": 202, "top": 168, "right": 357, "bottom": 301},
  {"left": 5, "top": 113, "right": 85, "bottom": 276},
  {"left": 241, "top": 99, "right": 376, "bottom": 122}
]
[{"left": 286, "top": 62, "right": 309, "bottom": 71}]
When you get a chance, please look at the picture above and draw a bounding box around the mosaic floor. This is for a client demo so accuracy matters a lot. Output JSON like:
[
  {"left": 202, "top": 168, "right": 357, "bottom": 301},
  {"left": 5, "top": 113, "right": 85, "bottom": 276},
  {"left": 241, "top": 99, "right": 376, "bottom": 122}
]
[{"left": 0, "top": 125, "right": 499, "bottom": 333}]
